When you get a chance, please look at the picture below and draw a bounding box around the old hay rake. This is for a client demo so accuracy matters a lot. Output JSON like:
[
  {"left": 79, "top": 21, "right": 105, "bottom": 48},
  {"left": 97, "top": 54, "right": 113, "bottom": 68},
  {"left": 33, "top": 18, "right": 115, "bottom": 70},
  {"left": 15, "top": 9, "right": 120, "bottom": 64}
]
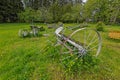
[{"left": 55, "top": 27, "right": 102, "bottom": 61}]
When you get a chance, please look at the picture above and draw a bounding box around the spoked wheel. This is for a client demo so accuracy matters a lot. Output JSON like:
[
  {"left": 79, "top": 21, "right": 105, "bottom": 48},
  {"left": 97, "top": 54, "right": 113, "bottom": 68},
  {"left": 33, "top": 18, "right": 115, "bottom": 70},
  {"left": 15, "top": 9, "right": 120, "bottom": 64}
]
[{"left": 60, "top": 28, "right": 102, "bottom": 63}]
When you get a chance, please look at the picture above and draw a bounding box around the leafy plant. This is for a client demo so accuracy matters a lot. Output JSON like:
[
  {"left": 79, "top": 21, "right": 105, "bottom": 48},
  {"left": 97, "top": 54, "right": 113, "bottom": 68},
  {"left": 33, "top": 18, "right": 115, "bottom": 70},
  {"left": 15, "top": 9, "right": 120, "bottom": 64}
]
[{"left": 95, "top": 21, "right": 105, "bottom": 31}]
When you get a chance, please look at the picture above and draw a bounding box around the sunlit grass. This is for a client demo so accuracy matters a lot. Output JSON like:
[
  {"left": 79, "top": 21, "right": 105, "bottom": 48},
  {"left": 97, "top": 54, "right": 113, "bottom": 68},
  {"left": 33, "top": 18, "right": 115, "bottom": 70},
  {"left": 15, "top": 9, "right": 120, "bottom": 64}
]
[{"left": 0, "top": 23, "right": 120, "bottom": 80}]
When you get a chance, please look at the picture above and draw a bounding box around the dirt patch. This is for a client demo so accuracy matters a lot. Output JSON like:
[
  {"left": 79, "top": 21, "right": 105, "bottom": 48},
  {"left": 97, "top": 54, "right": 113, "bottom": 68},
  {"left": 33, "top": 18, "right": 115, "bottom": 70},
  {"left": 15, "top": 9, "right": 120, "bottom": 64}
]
[{"left": 109, "top": 31, "right": 120, "bottom": 39}]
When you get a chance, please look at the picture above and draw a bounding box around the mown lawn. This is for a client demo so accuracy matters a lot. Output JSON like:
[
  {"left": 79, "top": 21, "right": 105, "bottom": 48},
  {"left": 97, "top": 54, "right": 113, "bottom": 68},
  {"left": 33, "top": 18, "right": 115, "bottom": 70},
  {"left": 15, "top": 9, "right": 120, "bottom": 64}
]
[{"left": 0, "top": 23, "right": 120, "bottom": 80}]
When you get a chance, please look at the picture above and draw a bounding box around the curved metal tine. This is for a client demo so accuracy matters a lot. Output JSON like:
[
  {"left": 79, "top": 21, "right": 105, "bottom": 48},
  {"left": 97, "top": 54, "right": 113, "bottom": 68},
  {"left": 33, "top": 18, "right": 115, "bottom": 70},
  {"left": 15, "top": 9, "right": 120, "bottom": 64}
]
[
  {"left": 62, "top": 46, "right": 77, "bottom": 54},
  {"left": 61, "top": 52, "right": 78, "bottom": 61},
  {"left": 86, "top": 33, "right": 98, "bottom": 48},
  {"left": 87, "top": 44, "right": 99, "bottom": 51}
]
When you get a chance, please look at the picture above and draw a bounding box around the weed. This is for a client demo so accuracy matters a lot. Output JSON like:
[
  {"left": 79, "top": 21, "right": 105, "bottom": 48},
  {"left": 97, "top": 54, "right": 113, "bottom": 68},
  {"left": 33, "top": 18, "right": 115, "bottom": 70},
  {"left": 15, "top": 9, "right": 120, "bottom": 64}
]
[{"left": 95, "top": 21, "right": 105, "bottom": 31}]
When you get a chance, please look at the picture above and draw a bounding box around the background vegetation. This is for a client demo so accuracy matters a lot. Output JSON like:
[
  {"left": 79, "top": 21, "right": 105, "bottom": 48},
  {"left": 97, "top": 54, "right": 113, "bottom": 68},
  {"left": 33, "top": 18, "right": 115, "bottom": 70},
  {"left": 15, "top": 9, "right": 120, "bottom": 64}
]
[{"left": 0, "top": 0, "right": 120, "bottom": 24}]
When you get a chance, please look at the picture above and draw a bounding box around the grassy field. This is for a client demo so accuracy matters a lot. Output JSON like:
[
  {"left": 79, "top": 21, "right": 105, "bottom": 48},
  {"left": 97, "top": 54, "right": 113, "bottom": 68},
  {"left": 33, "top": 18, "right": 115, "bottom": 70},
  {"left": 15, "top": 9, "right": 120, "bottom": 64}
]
[{"left": 0, "top": 23, "right": 120, "bottom": 80}]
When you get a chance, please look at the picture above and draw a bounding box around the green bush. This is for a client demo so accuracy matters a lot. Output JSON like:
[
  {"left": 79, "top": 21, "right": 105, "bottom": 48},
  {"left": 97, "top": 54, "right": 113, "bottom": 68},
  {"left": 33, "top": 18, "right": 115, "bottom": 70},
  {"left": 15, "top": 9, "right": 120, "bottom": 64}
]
[
  {"left": 58, "top": 22, "right": 63, "bottom": 27},
  {"left": 95, "top": 21, "right": 105, "bottom": 31},
  {"left": 61, "top": 53, "right": 100, "bottom": 74},
  {"left": 81, "top": 22, "right": 89, "bottom": 27},
  {"left": 61, "top": 13, "right": 74, "bottom": 23}
]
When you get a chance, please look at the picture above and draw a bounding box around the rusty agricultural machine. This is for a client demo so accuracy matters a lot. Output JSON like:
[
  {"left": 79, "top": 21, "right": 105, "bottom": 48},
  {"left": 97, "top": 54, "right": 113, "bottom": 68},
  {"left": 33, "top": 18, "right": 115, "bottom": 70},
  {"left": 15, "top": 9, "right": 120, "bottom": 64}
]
[{"left": 55, "top": 27, "right": 102, "bottom": 61}]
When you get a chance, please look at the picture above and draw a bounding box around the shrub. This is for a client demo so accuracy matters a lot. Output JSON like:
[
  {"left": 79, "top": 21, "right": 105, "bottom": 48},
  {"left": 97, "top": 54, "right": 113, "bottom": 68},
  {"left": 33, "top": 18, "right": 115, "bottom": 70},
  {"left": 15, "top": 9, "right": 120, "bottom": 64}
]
[
  {"left": 81, "top": 22, "right": 89, "bottom": 27},
  {"left": 95, "top": 21, "right": 105, "bottom": 31},
  {"left": 61, "top": 13, "right": 74, "bottom": 23},
  {"left": 61, "top": 53, "right": 100, "bottom": 74},
  {"left": 58, "top": 22, "right": 63, "bottom": 27}
]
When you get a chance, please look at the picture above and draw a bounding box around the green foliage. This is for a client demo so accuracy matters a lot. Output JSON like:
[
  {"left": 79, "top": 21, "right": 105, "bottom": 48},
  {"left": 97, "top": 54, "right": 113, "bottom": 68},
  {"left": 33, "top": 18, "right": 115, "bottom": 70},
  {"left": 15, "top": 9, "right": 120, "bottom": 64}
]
[
  {"left": 39, "top": 8, "right": 53, "bottom": 23},
  {"left": 81, "top": 22, "right": 89, "bottom": 27},
  {"left": 57, "top": 22, "right": 63, "bottom": 26},
  {"left": 0, "top": 23, "right": 120, "bottom": 79},
  {"left": 71, "top": 4, "right": 83, "bottom": 23},
  {"left": 62, "top": 53, "right": 100, "bottom": 74},
  {"left": 61, "top": 4, "right": 83, "bottom": 23},
  {"left": 0, "top": 0, "right": 23, "bottom": 22},
  {"left": 18, "top": 2, "right": 83, "bottom": 23},
  {"left": 95, "top": 21, "right": 105, "bottom": 31},
  {"left": 0, "top": 0, "right": 120, "bottom": 24},
  {"left": 49, "top": 2, "right": 62, "bottom": 22},
  {"left": 83, "top": 0, "right": 120, "bottom": 24},
  {"left": 18, "top": 8, "right": 36, "bottom": 23},
  {"left": 61, "top": 13, "right": 74, "bottom": 23},
  {"left": 18, "top": 8, "right": 53, "bottom": 23}
]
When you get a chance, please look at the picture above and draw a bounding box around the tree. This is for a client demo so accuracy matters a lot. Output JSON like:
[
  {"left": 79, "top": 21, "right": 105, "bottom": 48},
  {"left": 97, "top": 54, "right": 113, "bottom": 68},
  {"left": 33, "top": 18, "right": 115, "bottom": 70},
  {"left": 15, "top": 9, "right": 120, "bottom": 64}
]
[
  {"left": 49, "top": 1, "right": 62, "bottom": 22},
  {"left": 108, "top": 0, "right": 120, "bottom": 24},
  {"left": 0, "top": 0, "right": 23, "bottom": 22},
  {"left": 83, "top": 0, "right": 120, "bottom": 24},
  {"left": 18, "top": 8, "right": 36, "bottom": 23},
  {"left": 83, "top": 0, "right": 109, "bottom": 22},
  {"left": 71, "top": 4, "right": 83, "bottom": 23}
]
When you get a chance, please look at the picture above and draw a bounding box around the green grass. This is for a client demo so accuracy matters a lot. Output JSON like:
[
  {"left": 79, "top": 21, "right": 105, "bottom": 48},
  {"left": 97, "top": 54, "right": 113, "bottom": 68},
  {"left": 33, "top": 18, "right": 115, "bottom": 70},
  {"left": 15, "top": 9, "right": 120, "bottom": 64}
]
[{"left": 0, "top": 23, "right": 120, "bottom": 80}]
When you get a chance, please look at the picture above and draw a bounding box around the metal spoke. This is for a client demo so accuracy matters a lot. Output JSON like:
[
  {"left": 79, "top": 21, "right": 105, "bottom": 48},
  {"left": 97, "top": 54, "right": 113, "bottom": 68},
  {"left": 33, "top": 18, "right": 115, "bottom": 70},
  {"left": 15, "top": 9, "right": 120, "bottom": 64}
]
[
  {"left": 86, "top": 34, "right": 97, "bottom": 48},
  {"left": 86, "top": 30, "right": 92, "bottom": 41},
  {"left": 87, "top": 44, "right": 99, "bottom": 51},
  {"left": 86, "top": 38, "right": 98, "bottom": 48}
]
